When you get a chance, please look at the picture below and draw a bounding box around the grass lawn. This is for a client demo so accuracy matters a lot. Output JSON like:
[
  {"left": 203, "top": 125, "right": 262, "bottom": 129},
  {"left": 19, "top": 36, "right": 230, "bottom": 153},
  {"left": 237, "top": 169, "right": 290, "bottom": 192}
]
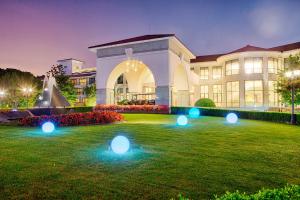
[{"left": 0, "top": 114, "right": 300, "bottom": 199}]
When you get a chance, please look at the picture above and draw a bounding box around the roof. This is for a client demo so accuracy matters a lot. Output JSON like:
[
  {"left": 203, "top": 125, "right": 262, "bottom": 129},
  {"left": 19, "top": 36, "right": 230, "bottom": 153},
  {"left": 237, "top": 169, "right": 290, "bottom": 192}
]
[
  {"left": 269, "top": 42, "right": 300, "bottom": 52},
  {"left": 69, "top": 71, "right": 96, "bottom": 78},
  {"left": 228, "top": 45, "right": 271, "bottom": 54},
  {"left": 88, "top": 34, "right": 175, "bottom": 49},
  {"left": 191, "top": 42, "right": 300, "bottom": 63},
  {"left": 191, "top": 54, "right": 225, "bottom": 63},
  {"left": 57, "top": 58, "right": 84, "bottom": 63}
]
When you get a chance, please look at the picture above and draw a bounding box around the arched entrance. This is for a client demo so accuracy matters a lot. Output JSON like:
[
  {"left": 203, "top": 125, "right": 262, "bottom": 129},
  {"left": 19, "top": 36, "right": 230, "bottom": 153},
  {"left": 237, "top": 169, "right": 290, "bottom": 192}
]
[
  {"left": 106, "top": 59, "right": 156, "bottom": 105},
  {"left": 172, "top": 63, "right": 190, "bottom": 106}
]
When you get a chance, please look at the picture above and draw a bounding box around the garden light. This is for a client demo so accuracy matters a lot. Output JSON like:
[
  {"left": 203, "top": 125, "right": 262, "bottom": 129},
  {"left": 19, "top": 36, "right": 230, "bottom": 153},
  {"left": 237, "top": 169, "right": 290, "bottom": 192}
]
[
  {"left": 226, "top": 113, "right": 238, "bottom": 124},
  {"left": 177, "top": 115, "right": 188, "bottom": 126},
  {"left": 189, "top": 107, "right": 200, "bottom": 118},
  {"left": 111, "top": 135, "right": 130, "bottom": 154},
  {"left": 42, "top": 122, "right": 55, "bottom": 133}
]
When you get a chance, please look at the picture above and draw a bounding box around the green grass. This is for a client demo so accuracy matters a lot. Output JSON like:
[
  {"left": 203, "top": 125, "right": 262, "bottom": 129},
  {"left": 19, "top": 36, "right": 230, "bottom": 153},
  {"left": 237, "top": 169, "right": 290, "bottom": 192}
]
[{"left": 0, "top": 114, "right": 300, "bottom": 199}]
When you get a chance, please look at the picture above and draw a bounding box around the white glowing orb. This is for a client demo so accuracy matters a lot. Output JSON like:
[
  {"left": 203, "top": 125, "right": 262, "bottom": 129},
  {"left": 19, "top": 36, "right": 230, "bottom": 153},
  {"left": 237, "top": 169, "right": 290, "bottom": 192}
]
[
  {"left": 177, "top": 115, "right": 188, "bottom": 126},
  {"left": 189, "top": 108, "right": 200, "bottom": 118},
  {"left": 226, "top": 113, "right": 238, "bottom": 124},
  {"left": 42, "top": 122, "right": 55, "bottom": 133},
  {"left": 111, "top": 136, "right": 130, "bottom": 154}
]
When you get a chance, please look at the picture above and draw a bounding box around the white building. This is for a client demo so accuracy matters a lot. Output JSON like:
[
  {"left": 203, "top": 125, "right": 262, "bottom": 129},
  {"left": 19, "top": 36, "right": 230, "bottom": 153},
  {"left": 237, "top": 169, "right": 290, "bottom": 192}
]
[
  {"left": 87, "top": 34, "right": 300, "bottom": 109},
  {"left": 57, "top": 58, "right": 96, "bottom": 105}
]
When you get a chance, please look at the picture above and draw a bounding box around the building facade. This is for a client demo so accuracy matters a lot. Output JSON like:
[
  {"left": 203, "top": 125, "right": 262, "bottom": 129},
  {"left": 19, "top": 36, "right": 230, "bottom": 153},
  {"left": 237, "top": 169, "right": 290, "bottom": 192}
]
[
  {"left": 87, "top": 34, "right": 300, "bottom": 109},
  {"left": 57, "top": 58, "right": 96, "bottom": 105}
]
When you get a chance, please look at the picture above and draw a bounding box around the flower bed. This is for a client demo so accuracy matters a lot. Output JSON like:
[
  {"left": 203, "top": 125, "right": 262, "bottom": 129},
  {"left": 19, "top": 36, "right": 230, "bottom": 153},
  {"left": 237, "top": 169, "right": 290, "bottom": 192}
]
[
  {"left": 19, "top": 111, "right": 123, "bottom": 127},
  {"left": 94, "top": 104, "right": 169, "bottom": 114}
]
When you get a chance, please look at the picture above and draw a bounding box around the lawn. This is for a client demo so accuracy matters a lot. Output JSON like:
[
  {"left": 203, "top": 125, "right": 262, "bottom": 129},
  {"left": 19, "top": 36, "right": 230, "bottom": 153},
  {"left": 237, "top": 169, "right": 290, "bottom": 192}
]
[{"left": 0, "top": 114, "right": 300, "bottom": 199}]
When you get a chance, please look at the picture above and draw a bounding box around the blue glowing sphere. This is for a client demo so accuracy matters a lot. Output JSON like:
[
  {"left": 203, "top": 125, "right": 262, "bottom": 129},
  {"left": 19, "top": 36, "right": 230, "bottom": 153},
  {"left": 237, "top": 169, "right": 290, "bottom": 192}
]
[
  {"left": 42, "top": 122, "right": 55, "bottom": 133},
  {"left": 111, "top": 136, "right": 130, "bottom": 154},
  {"left": 226, "top": 113, "right": 238, "bottom": 124},
  {"left": 177, "top": 115, "right": 188, "bottom": 126},
  {"left": 189, "top": 108, "right": 200, "bottom": 118}
]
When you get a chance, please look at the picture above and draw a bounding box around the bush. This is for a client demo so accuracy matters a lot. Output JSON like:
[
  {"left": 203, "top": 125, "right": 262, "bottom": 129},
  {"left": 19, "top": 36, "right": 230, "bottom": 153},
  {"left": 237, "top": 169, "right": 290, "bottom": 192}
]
[
  {"left": 70, "top": 106, "right": 93, "bottom": 113},
  {"left": 19, "top": 111, "right": 123, "bottom": 127},
  {"left": 94, "top": 104, "right": 169, "bottom": 114},
  {"left": 214, "top": 184, "right": 300, "bottom": 200},
  {"left": 195, "top": 98, "right": 216, "bottom": 107},
  {"left": 171, "top": 107, "right": 300, "bottom": 125}
]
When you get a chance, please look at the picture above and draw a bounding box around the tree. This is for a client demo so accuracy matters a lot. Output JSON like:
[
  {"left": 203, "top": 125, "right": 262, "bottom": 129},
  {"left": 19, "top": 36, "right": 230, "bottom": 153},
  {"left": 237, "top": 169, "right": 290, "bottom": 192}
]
[
  {"left": 83, "top": 84, "right": 96, "bottom": 106},
  {"left": 48, "top": 65, "right": 77, "bottom": 106},
  {"left": 277, "top": 54, "right": 300, "bottom": 106},
  {"left": 0, "top": 68, "right": 42, "bottom": 108}
]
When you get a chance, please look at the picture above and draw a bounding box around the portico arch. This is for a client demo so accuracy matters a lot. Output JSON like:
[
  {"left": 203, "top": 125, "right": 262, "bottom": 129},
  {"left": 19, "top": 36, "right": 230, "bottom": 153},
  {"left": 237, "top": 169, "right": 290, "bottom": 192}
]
[{"left": 106, "top": 59, "right": 156, "bottom": 104}]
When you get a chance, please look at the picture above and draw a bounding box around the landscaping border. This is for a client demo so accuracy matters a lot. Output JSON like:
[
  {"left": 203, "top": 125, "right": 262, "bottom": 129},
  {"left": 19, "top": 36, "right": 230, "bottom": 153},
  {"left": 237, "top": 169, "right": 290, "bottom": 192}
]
[{"left": 171, "top": 107, "right": 300, "bottom": 125}]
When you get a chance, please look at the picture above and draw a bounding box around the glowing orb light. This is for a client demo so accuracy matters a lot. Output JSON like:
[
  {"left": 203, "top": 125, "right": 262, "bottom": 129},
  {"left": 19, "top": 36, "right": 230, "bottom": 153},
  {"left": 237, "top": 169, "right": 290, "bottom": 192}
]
[
  {"left": 189, "top": 108, "right": 200, "bottom": 118},
  {"left": 177, "top": 115, "right": 188, "bottom": 126},
  {"left": 226, "top": 113, "right": 238, "bottom": 124},
  {"left": 42, "top": 122, "right": 55, "bottom": 133},
  {"left": 111, "top": 136, "right": 130, "bottom": 154}
]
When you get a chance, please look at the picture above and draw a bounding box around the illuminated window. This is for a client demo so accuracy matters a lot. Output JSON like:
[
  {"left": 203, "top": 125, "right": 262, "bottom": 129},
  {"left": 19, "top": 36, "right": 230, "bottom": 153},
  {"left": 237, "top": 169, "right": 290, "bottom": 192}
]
[
  {"left": 268, "top": 81, "right": 280, "bottom": 107},
  {"left": 79, "top": 78, "right": 87, "bottom": 86},
  {"left": 199, "top": 67, "right": 209, "bottom": 80},
  {"left": 71, "top": 79, "right": 77, "bottom": 85},
  {"left": 226, "top": 81, "right": 239, "bottom": 107},
  {"left": 213, "top": 85, "right": 223, "bottom": 107},
  {"left": 268, "top": 58, "right": 283, "bottom": 74},
  {"left": 76, "top": 88, "right": 83, "bottom": 95},
  {"left": 212, "top": 67, "right": 222, "bottom": 79},
  {"left": 245, "top": 80, "right": 263, "bottom": 107},
  {"left": 225, "top": 60, "right": 239, "bottom": 75},
  {"left": 244, "top": 57, "right": 262, "bottom": 74},
  {"left": 200, "top": 85, "right": 209, "bottom": 98}
]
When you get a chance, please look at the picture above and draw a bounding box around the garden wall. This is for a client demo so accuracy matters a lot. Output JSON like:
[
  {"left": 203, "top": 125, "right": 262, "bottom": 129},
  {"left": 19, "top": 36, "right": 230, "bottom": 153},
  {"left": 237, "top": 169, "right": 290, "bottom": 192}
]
[{"left": 171, "top": 107, "right": 300, "bottom": 125}]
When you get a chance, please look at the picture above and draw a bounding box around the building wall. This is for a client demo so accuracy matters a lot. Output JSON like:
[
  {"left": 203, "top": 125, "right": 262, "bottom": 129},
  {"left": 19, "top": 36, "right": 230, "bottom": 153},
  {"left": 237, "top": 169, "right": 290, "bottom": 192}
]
[{"left": 191, "top": 50, "right": 300, "bottom": 109}]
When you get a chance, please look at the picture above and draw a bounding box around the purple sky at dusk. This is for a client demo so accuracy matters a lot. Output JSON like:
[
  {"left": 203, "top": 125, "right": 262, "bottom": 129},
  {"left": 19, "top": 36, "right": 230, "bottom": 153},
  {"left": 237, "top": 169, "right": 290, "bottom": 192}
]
[{"left": 0, "top": 0, "right": 300, "bottom": 75}]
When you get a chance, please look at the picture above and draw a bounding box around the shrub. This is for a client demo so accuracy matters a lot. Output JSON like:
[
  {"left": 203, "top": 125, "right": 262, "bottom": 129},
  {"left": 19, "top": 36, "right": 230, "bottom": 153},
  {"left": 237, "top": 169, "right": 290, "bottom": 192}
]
[
  {"left": 19, "top": 111, "right": 123, "bottom": 127},
  {"left": 70, "top": 106, "right": 93, "bottom": 113},
  {"left": 94, "top": 104, "right": 169, "bottom": 114},
  {"left": 195, "top": 98, "right": 216, "bottom": 107},
  {"left": 214, "top": 184, "right": 300, "bottom": 200},
  {"left": 171, "top": 107, "right": 300, "bottom": 125}
]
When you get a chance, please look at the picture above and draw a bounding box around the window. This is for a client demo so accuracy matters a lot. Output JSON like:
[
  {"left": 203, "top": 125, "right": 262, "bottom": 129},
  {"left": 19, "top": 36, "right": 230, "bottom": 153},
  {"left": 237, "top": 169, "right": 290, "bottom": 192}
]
[
  {"left": 226, "top": 81, "right": 239, "bottom": 107},
  {"left": 268, "top": 58, "right": 283, "bottom": 74},
  {"left": 225, "top": 60, "right": 239, "bottom": 75},
  {"left": 89, "top": 77, "right": 95, "bottom": 85},
  {"left": 200, "top": 85, "right": 209, "bottom": 98},
  {"left": 212, "top": 67, "right": 222, "bottom": 79},
  {"left": 199, "top": 67, "right": 209, "bottom": 80},
  {"left": 79, "top": 78, "right": 87, "bottom": 86},
  {"left": 76, "top": 88, "right": 83, "bottom": 96},
  {"left": 244, "top": 58, "right": 262, "bottom": 74},
  {"left": 71, "top": 79, "right": 77, "bottom": 85},
  {"left": 213, "top": 85, "right": 223, "bottom": 107},
  {"left": 268, "top": 81, "right": 280, "bottom": 107},
  {"left": 245, "top": 80, "right": 263, "bottom": 107}
]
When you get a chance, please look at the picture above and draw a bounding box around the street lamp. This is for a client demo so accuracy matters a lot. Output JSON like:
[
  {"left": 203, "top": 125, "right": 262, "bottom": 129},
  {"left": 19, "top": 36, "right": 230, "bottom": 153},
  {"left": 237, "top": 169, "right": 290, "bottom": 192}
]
[
  {"left": 22, "top": 87, "right": 33, "bottom": 109},
  {"left": 285, "top": 70, "right": 300, "bottom": 125}
]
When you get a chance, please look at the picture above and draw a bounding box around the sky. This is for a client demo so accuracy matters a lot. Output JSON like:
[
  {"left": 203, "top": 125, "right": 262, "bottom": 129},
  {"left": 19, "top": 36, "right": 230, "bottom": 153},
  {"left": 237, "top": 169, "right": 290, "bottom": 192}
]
[{"left": 0, "top": 0, "right": 300, "bottom": 75}]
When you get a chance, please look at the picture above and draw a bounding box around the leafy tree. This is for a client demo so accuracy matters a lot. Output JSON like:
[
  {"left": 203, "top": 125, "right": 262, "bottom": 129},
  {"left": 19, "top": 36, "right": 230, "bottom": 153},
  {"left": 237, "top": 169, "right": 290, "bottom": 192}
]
[
  {"left": 0, "top": 68, "right": 42, "bottom": 108},
  {"left": 277, "top": 54, "right": 300, "bottom": 105},
  {"left": 83, "top": 84, "right": 96, "bottom": 106},
  {"left": 48, "top": 65, "right": 77, "bottom": 106}
]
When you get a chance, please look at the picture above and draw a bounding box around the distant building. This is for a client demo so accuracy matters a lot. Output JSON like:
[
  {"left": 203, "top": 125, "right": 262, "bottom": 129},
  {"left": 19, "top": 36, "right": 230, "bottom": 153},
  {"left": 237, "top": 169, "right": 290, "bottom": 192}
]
[
  {"left": 87, "top": 34, "right": 300, "bottom": 109},
  {"left": 57, "top": 58, "right": 96, "bottom": 105}
]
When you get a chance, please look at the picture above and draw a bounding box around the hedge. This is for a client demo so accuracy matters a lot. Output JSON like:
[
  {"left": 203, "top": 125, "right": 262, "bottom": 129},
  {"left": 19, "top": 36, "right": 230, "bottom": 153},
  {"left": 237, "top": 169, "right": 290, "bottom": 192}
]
[
  {"left": 175, "top": 184, "right": 300, "bottom": 200},
  {"left": 171, "top": 107, "right": 300, "bottom": 125}
]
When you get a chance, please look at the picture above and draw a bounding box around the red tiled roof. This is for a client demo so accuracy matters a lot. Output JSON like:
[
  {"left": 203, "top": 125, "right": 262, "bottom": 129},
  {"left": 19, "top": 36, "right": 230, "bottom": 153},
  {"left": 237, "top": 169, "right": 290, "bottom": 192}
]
[
  {"left": 269, "top": 42, "right": 300, "bottom": 52},
  {"left": 88, "top": 34, "right": 175, "bottom": 49},
  {"left": 228, "top": 45, "right": 271, "bottom": 54},
  {"left": 191, "top": 54, "right": 225, "bottom": 63},
  {"left": 191, "top": 42, "right": 300, "bottom": 63}
]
